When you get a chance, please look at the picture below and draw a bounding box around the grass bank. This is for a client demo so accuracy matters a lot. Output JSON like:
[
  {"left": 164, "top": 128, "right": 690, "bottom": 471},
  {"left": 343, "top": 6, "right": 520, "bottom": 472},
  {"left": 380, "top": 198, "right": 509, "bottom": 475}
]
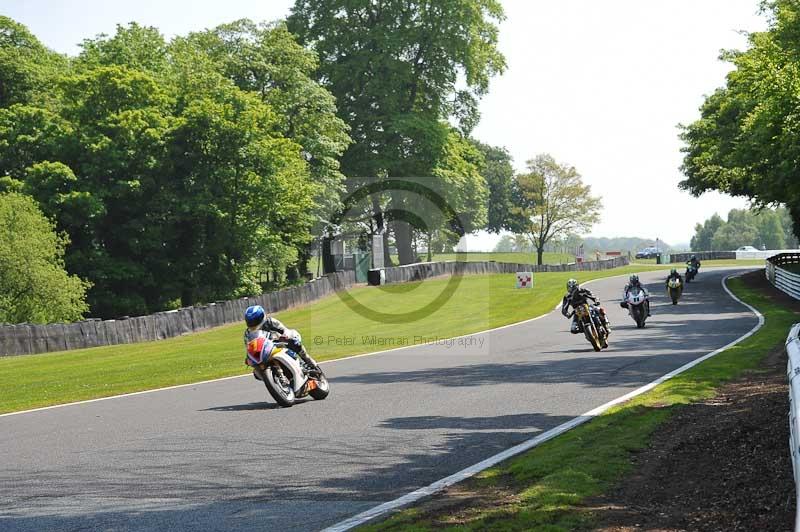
[
  {"left": 307, "top": 251, "right": 575, "bottom": 275},
  {"left": 633, "top": 258, "right": 766, "bottom": 267},
  {"left": 0, "top": 264, "right": 668, "bottom": 414},
  {"left": 360, "top": 274, "right": 794, "bottom": 531}
]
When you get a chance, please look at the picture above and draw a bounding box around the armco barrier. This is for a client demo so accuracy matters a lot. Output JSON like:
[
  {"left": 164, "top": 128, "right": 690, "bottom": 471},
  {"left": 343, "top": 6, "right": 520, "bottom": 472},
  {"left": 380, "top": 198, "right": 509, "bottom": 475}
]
[
  {"left": 371, "top": 256, "right": 630, "bottom": 285},
  {"left": 785, "top": 323, "right": 800, "bottom": 532},
  {"left": 0, "top": 271, "right": 356, "bottom": 357},
  {"left": 767, "top": 253, "right": 800, "bottom": 301}
]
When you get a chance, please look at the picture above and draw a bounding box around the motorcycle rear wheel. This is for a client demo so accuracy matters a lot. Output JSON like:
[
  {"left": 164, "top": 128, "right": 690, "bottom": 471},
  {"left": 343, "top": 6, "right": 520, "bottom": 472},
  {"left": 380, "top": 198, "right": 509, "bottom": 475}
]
[{"left": 263, "top": 363, "right": 296, "bottom": 407}]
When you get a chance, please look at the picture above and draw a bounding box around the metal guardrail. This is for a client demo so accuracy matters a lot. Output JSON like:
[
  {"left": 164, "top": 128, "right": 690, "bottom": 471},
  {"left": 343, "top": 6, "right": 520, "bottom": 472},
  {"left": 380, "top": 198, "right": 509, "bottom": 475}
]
[
  {"left": 767, "top": 253, "right": 800, "bottom": 301},
  {"left": 786, "top": 323, "right": 800, "bottom": 532}
]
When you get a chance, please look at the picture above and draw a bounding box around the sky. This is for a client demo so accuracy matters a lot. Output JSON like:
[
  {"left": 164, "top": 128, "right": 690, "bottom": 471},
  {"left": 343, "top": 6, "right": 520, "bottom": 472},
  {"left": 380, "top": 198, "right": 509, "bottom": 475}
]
[{"left": 3, "top": 0, "right": 768, "bottom": 250}]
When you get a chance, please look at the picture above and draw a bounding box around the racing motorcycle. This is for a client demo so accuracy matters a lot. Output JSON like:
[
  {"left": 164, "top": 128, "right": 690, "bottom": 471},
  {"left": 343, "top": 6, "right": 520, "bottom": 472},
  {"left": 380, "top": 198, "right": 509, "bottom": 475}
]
[
  {"left": 574, "top": 302, "right": 609, "bottom": 352},
  {"left": 245, "top": 331, "right": 330, "bottom": 407},
  {"left": 666, "top": 277, "right": 683, "bottom": 305},
  {"left": 685, "top": 264, "right": 699, "bottom": 282},
  {"left": 625, "top": 288, "right": 649, "bottom": 328}
]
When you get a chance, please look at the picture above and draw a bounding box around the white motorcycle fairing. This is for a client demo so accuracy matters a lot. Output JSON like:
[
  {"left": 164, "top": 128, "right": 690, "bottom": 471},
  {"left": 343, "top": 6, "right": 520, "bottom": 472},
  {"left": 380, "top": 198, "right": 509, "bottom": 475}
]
[
  {"left": 626, "top": 289, "right": 647, "bottom": 308},
  {"left": 270, "top": 349, "right": 308, "bottom": 393}
]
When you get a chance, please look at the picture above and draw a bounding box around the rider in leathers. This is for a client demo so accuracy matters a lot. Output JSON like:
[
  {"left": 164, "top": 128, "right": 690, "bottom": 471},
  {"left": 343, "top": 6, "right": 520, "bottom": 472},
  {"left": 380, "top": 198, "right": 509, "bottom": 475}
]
[
  {"left": 621, "top": 274, "right": 651, "bottom": 317},
  {"left": 561, "top": 279, "right": 610, "bottom": 334},
  {"left": 665, "top": 268, "right": 683, "bottom": 287},
  {"left": 243, "top": 305, "right": 320, "bottom": 377}
]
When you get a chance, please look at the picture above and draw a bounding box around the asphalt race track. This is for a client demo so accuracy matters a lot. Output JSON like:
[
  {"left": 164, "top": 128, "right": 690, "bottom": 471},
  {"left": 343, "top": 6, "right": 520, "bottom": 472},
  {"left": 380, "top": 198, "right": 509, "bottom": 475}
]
[{"left": 0, "top": 268, "right": 759, "bottom": 531}]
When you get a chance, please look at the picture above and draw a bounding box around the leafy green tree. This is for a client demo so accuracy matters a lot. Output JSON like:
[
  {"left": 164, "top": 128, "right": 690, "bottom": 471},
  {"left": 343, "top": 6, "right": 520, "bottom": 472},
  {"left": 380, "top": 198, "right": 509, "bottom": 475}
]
[
  {"left": 691, "top": 207, "right": 791, "bottom": 251},
  {"left": 513, "top": 154, "right": 602, "bottom": 265},
  {"left": 288, "top": 0, "right": 506, "bottom": 264},
  {"left": 711, "top": 222, "right": 758, "bottom": 251},
  {"left": 778, "top": 206, "right": 800, "bottom": 247},
  {"left": 180, "top": 20, "right": 352, "bottom": 276},
  {"left": 680, "top": 0, "right": 800, "bottom": 235},
  {"left": 0, "top": 192, "right": 90, "bottom": 323},
  {"left": 690, "top": 213, "right": 724, "bottom": 251},
  {"left": 472, "top": 141, "right": 522, "bottom": 233},
  {"left": 0, "top": 20, "right": 320, "bottom": 317},
  {"left": 753, "top": 209, "right": 786, "bottom": 249},
  {"left": 77, "top": 23, "right": 169, "bottom": 73},
  {"left": 0, "top": 16, "right": 66, "bottom": 108}
]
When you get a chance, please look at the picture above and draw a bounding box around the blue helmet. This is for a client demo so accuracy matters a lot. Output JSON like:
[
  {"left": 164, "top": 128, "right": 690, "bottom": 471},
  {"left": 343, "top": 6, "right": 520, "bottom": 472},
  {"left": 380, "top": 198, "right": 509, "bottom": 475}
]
[{"left": 244, "top": 305, "right": 265, "bottom": 328}]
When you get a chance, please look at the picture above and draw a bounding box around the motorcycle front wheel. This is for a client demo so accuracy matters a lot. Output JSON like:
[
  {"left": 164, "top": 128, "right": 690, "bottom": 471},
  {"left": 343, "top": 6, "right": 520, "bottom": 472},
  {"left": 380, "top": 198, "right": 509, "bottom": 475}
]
[
  {"left": 263, "top": 363, "right": 296, "bottom": 407},
  {"left": 583, "top": 321, "right": 602, "bottom": 352},
  {"left": 309, "top": 370, "right": 330, "bottom": 400}
]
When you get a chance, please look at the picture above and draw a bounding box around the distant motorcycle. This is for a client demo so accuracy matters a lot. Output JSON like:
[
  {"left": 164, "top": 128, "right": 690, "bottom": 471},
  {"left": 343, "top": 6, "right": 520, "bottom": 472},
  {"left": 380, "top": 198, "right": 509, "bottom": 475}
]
[
  {"left": 245, "top": 331, "right": 330, "bottom": 407},
  {"left": 573, "top": 302, "right": 609, "bottom": 351},
  {"left": 625, "top": 288, "right": 649, "bottom": 328},
  {"left": 667, "top": 278, "right": 683, "bottom": 305},
  {"left": 685, "top": 264, "right": 699, "bottom": 282}
]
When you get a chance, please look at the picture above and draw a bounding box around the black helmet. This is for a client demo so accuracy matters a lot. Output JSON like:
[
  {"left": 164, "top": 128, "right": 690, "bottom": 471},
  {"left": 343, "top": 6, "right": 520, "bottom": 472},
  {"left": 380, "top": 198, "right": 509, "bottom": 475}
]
[
  {"left": 629, "top": 274, "right": 639, "bottom": 284},
  {"left": 670, "top": 268, "right": 677, "bottom": 275},
  {"left": 566, "top": 278, "right": 579, "bottom": 292}
]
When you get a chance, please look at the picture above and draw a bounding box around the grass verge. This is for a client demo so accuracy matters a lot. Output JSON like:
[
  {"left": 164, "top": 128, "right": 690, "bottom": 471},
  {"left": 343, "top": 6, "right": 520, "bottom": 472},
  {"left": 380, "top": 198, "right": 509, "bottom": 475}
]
[
  {"left": 633, "top": 258, "right": 766, "bottom": 267},
  {"left": 359, "top": 274, "right": 796, "bottom": 531},
  {"left": 0, "top": 265, "right": 669, "bottom": 414}
]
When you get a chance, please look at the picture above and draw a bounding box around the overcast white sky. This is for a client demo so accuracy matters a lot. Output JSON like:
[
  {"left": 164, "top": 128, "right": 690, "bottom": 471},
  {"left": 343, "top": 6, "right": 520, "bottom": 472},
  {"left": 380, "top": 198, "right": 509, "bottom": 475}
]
[{"left": 4, "top": 0, "right": 767, "bottom": 248}]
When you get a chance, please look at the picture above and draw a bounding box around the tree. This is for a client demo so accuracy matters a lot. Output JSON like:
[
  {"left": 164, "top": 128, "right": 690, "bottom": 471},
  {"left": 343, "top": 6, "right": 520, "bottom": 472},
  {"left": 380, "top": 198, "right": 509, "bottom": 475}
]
[
  {"left": 711, "top": 222, "right": 758, "bottom": 251},
  {"left": 181, "top": 20, "right": 351, "bottom": 276},
  {"left": 0, "top": 20, "right": 321, "bottom": 317},
  {"left": 0, "top": 192, "right": 90, "bottom": 323},
  {"left": 287, "top": 0, "right": 506, "bottom": 265},
  {"left": 753, "top": 209, "right": 786, "bottom": 249},
  {"left": 0, "top": 16, "right": 67, "bottom": 108},
  {"left": 690, "top": 213, "right": 724, "bottom": 251},
  {"left": 690, "top": 207, "right": 792, "bottom": 251},
  {"left": 680, "top": 0, "right": 800, "bottom": 236},
  {"left": 778, "top": 206, "right": 800, "bottom": 247},
  {"left": 472, "top": 141, "right": 522, "bottom": 233},
  {"left": 513, "top": 154, "right": 602, "bottom": 265}
]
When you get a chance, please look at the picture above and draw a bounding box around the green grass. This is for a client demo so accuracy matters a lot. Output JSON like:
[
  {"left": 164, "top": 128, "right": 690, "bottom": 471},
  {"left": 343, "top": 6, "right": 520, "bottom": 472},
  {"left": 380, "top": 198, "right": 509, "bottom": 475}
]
[
  {"left": 307, "top": 252, "right": 575, "bottom": 275},
  {"left": 362, "top": 276, "right": 795, "bottom": 531},
  {"left": 632, "top": 258, "right": 766, "bottom": 267},
  {"left": 427, "top": 252, "right": 575, "bottom": 265},
  {"left": 0, "top": 265, "right": 670, "bottom": 414}
]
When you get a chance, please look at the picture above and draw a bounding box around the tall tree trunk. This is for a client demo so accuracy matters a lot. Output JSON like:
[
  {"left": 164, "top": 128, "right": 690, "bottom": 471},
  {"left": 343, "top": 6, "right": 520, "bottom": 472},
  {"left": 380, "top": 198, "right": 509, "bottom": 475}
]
[
  {"left": 427, "top": 232, "right": 432, "bottom": 262},
  {"left": 322, "top": 235, "right": 335, "bottom": 274},
  {"left": 383, "top": 230, "right": 392, "bottom": 266},
  {"left": 537, "top": 245, "right": 544, "bottom": 266},
  {"left": 389, "top": 190, "right": 415, "bottom": 265},
  {"left": 394, "top": 219, "right": 415, "bottom": 265}
]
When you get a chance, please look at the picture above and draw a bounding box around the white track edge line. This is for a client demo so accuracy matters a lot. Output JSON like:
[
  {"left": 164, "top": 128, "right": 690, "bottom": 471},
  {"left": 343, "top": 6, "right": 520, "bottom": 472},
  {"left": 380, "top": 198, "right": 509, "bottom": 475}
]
[
  {"left": 321, "top": 273, "right": 765, "bottom": 532},
  {"left": 0, "top": 267, "right": 741, "bottom": 419}
]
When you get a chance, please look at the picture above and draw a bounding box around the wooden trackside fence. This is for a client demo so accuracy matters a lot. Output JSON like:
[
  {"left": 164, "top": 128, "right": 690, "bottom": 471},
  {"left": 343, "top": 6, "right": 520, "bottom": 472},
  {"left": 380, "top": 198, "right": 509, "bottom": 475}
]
[{"left": 0, "top": 257, "right": 630, "bottom": 357}]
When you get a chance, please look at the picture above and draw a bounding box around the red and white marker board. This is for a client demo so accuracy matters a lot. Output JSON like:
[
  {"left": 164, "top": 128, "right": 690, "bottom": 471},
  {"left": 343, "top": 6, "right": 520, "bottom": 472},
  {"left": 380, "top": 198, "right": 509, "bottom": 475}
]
[{"left": 516, "top": 272, "right": 534, "bottom": 289}]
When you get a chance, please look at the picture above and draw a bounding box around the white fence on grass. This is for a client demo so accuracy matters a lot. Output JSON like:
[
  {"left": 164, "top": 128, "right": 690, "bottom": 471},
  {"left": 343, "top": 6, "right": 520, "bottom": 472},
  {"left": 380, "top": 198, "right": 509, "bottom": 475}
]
[{"left": 785, "top": 323, "right": 800, "bottom": 532}]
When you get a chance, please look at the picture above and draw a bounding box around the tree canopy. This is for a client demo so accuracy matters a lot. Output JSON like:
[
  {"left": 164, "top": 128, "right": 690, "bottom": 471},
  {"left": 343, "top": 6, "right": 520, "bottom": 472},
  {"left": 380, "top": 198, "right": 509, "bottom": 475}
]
[
  {"left": 680, "top": 0, "right": 800, "bottom": 236},
  {"left": 0, "top": 10, "right": 518, "bottom": 321},
  {"left": 513, "top": 154, "right": 602, "bottom": 265},
  {"left": 0, "top": 20, "right": 341, "bottom": 318},
  {"left": 0, "top": 192, "right": 90, "bottom": 323},
  {"left": 690, "top": 207, "right": 798, "bottom": 251},
  {"left": 288, "top": 0, "right": 506, "bottom": 264}
]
